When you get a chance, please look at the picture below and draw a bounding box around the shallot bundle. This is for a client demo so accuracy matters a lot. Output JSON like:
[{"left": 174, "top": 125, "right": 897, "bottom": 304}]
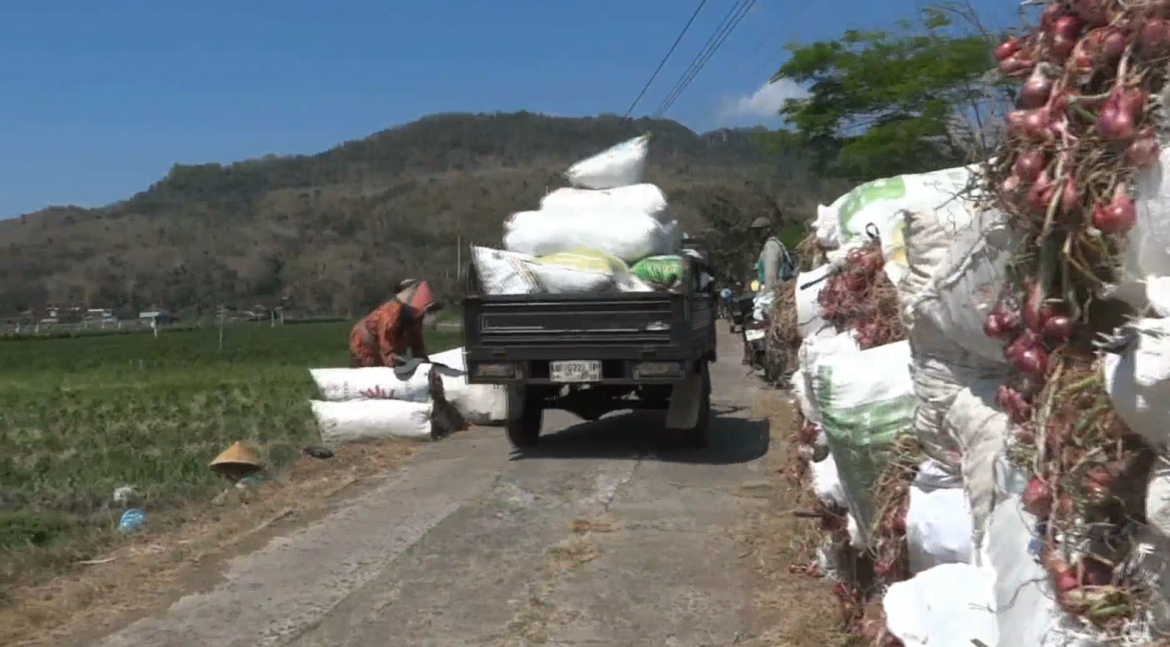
[
  {"left": 816, "top": 242, "right": 906, "bottom": 349},
  {"left": 983, "top": 0, "right": 1169, "bottom": 630}
]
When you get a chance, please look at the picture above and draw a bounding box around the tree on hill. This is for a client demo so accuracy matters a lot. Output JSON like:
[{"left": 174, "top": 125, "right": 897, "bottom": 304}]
[{"left": 766, "top": 3, "right": 1003, "bottom": 182}]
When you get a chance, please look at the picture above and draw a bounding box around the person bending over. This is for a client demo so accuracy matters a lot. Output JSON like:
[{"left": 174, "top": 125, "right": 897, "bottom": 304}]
[{"left": 349, "top": 279, "right": 442, "bottom": 370}]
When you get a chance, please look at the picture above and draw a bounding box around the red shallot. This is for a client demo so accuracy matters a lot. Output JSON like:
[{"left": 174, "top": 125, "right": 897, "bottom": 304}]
[
  {"left": 995, "top": 37, "right": 1023, "bottom": 62},
  {"left": 1012, "top": 150, "right": 1046, "bottom": 181},
  {"left": 1128, "top": 134, "right": 1160, "bottom": 167},
  {"left": 1140, "top": 19, "right": 1170, "bottom": 54},
  {"left": 1092, "top": 183, "right": 1137, "bottom": 234},
  {"left": 1042, "top": 315, "right": 1074, "bottom": 342},
  {"left": 1023, "top": 477, "right": 1053, "bottom": 516}
]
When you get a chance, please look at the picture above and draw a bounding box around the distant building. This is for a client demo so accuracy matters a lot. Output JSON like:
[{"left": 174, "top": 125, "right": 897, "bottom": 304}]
[{"left": 139, "top": 310, "right": 178, "bottom": 325}]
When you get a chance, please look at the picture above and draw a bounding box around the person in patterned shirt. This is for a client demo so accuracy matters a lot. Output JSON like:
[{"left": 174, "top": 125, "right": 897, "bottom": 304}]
[{"left": 349, "top": 279, "right": 442, "bottom": 369}]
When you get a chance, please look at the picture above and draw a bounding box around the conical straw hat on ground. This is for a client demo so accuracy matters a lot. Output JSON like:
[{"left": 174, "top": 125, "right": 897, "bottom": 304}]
[{"left": 209, "top": 441, "right": 262, "bottom": 470}]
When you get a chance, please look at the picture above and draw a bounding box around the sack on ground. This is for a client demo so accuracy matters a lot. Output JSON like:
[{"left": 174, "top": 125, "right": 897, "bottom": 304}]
[
  {"left": 882, "top": 562, "right": 998, "bottom": 647},
  {"left": 310, "top": 365, "right": 439, "bottom": 402},
  {"left": 815, "top": 340, "right": 915, "bottom": 536},
  {"left": 908, "top": 356, "right": 1007, "bottom": 475},
  {"left": 905, "top": 459, "right": 971, "bottom": 574},
  {"left": 630, "top": 255, "right": 687, "bottom": 289},
  {"left": 811, "top": 454, "right": 848, "bottom": 510},
  {"left": 430, "top": 346, "right": 507, "bottom": 425},
  {"left": 311, "top": 399, "right": 441, "bottom": 442},
  {"left": 797, "top": 330, "right": 860, "bottom": 427},
  {"left": 503, "top": 208, "right": 679, "bottom": 263},
  {"left": 985, "top": 495, "right": 1093, "bottom": 647},
  {"left": 564, "top": 135, "right": 649, "bottom": 190},
  {"left": 910, "top": 212, "right": 1014, "bottom": 363},
  {"left": 943, "top": 380, "right": 1012, "bottom": 546},
  {"left": 540, "top": 183, "right": 671, "bottom": 224}
]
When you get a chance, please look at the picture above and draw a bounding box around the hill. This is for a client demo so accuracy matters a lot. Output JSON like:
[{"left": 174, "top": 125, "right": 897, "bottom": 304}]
[{"left": 0, "top": 112, "right": 848, "bottom": 318}]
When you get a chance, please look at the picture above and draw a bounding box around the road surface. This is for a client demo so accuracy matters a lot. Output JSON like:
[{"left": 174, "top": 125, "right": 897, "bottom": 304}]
[{"left": 97, "top": 328, "right": 778, "bottom": 647}]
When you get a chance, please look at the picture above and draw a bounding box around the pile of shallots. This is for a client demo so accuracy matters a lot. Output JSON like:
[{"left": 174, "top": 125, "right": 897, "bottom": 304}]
[
  {"left": 983, "top": 0, "right": 1168, "bottom": 630},
  {"left": 815, "top": 242, "right": 905, "bottom": 349}
]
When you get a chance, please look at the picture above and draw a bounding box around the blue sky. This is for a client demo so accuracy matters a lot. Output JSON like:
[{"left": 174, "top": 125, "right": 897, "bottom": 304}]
[{"left": 0, "top": 0, "right": 1015, "bottom": 219}]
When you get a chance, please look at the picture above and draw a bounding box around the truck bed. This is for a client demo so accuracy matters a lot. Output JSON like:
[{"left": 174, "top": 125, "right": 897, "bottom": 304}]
[{"left": 462, "top": 271, "right": 715, "bottom": 386}]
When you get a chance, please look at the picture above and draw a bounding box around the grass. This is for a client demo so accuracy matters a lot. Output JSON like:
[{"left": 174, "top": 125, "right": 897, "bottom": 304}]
[{"left": 0, "top": 321, "right": 460, "bottom": 576}]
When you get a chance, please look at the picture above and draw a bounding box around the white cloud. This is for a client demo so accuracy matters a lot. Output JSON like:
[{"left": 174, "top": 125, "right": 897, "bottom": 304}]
[{"left": 717, "top": 79, "right": 809, "bottom": 125}]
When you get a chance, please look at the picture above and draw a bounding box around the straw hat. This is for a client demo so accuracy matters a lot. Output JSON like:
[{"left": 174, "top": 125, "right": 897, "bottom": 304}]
[
  {"left": 396, "top": 280, "right": 440, "bottom": 314},
  {"left": 209, "top": 441, "right": 262, "bottom": 477}
]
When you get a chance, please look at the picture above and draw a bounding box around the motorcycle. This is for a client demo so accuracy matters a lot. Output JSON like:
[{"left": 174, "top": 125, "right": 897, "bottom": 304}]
[{"left": 729, "top": 293, "right": 756, "bottom": 333}]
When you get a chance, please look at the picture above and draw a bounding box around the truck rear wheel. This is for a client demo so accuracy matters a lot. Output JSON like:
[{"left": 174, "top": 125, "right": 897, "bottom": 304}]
[
  {"left": 672, "top": 363, "right": 711, "bottom": 449},
  {"left": 506, "top": 387, "right": 543, "bottom": 449}
]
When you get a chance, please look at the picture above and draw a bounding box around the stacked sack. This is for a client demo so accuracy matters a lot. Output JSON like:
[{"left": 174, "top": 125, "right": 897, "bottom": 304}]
[
  {"left": 307, "top": 346, "right": 505, "bottom": 443},
  {"left": 799, "top": 3, "right": 1170, "bottom": 644},
  {"left": 783, "top": 165, "right": 1015, "bottom": 644},
  {"left": 472, "top": 136, "right": 703, "bottom": 295}
]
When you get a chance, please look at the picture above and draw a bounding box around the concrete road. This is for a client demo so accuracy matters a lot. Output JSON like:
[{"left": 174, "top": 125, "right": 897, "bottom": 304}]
[{"left": 98, "top": 328, "right": 777, "bottom": 647}]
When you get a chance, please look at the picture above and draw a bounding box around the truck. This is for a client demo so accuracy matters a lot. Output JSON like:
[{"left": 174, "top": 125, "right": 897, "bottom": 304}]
[{"left": 461, "top": 241, "right": 718, "bottom": 450}]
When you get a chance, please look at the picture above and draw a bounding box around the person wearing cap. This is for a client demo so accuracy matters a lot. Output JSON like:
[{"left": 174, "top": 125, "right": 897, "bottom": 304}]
[
  {"left": 348, "top": 279, "right": 443, "bottom": 370},
  {"left": 749, "top": 216, "right": 796, "bottom": 295}
]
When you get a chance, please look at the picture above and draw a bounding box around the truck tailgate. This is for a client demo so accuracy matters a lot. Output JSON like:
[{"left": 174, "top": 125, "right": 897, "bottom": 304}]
[{"left": 463, "top": 292, "right": 711, "bottom": 362}]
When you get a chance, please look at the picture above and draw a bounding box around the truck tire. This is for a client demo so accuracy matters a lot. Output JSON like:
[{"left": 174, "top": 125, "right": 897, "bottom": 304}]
[
  {"left": 673, "top": 363, "right": 711, "bottom": 449},
  {"left": 506, "top": 387, "right": 543, "bottom": 449}
]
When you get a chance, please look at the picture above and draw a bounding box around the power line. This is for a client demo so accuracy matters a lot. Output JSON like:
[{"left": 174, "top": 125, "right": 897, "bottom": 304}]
[
  {"left": 624, "top": 0, "right": 710, "bottom": 118},
  {"left": 656, "top": 0, "right": 757, "bottom": 117},
  {"left": 651, "top": 0, "right": 748, "bottom": 118},
  {"left": 749, "top": 0, "right": 820, "bottom": 78}
]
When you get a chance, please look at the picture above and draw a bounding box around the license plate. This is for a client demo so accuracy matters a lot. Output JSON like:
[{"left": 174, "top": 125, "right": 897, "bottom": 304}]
[
  {"left": 745, "top": 329, "right": 765, "bottom": 341},
  {"left": 550, "top": 360, "right": 601, "bottom": 383}
]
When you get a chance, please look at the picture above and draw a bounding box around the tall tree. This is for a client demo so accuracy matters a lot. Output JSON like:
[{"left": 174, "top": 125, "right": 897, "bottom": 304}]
[{"left": 767, "top": 4, "right": 1000, "bottom": 181}]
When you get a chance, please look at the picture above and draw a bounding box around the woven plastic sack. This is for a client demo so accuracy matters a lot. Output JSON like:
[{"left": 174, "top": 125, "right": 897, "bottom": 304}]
[
  {"left": 630, "top": 255, "right": 687, "bottom": 289},
  {"left": 814, "top": 340, "right": 916, "bottom": 537},
  {"left": 564, "top": 135, "right": 649, "bottom": 190},
  {"left": 540, "top": 183, "right": 671, "bottom": 224},
  {"left": 503, "top": 208, "right": 679, "bottom": 263}
]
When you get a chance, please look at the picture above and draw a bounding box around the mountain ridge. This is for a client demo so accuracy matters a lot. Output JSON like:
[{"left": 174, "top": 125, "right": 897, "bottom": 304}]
[{"left": 0, "top": 112, "right": 846, "bottom": 318}]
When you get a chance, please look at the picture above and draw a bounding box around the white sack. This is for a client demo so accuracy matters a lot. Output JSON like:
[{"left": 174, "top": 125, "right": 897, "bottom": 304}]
[
  {"left": 899, "top": 203, "right": 977, "bottom": 311},
  {"left": 1113, "top": 146, "right": 1170, "bottom": 309},
  {"left": 908, "top": 355, "right": 1007, "bottom": 475},
  {"left": 910, "top": 211, "right": 1014, "bottom": 364},
  {"left": 943, "top": 380, "right": 1012, "bottom": 546},
  {"left": 430, "top": 347, "right": 507, "bottom": 425},
  {"left": 528, "top": 249, "right": 629, "bottom": 294},
  {"left": 791, "top": 368, "right": 813, "bottom": 420},
  {"left": 811, "top": 454, "right": 848, "bottom": 510},
  {"left": 564, "top": 135, "right": 649, "bottom": 190},
  {"left": 795, "top": 264, "right": 835, "bottom": 339},
  {"left": 472, "top": 247, "right": 542, "bottom": 295},
  {"left": 503, "top": 208, "right": 679, "bottom": 263},
  {"left": 905, "top": 460, "right": 971, "bottom": 574},
  {"left": 797, "top": 330, "right": 861, "bottom": 427},
  {"left": 472, "top": 246, "right": 635, "bottom": 295},
  {"left": 311, "top": 399, "right": 434, "bottom": 442},
  {"left": 882, "top": 563, "right": 998, "bottom": 647},
  {"left": 815, "top": 340, "right": 916, "bottom": 537},
  {"left": 986, "top": 495, "right": 1099, "bottom": 647},
  {"left": 539, "top": 183, "right": 671, "bottom": 224},
  {"left": 1102, "top": 316, "right": 1170, "bottom": 451},
  {"left": 820, "top": 166, "right": 978, "bottom": 286},
  {"left": 310, "top": 366, "right": 434, "bottom": 402}
]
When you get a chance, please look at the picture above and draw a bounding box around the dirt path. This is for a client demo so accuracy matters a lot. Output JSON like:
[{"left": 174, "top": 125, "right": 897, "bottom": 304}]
[{"left": 65, "top": 328, "right": 830, "bottom": 647}]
